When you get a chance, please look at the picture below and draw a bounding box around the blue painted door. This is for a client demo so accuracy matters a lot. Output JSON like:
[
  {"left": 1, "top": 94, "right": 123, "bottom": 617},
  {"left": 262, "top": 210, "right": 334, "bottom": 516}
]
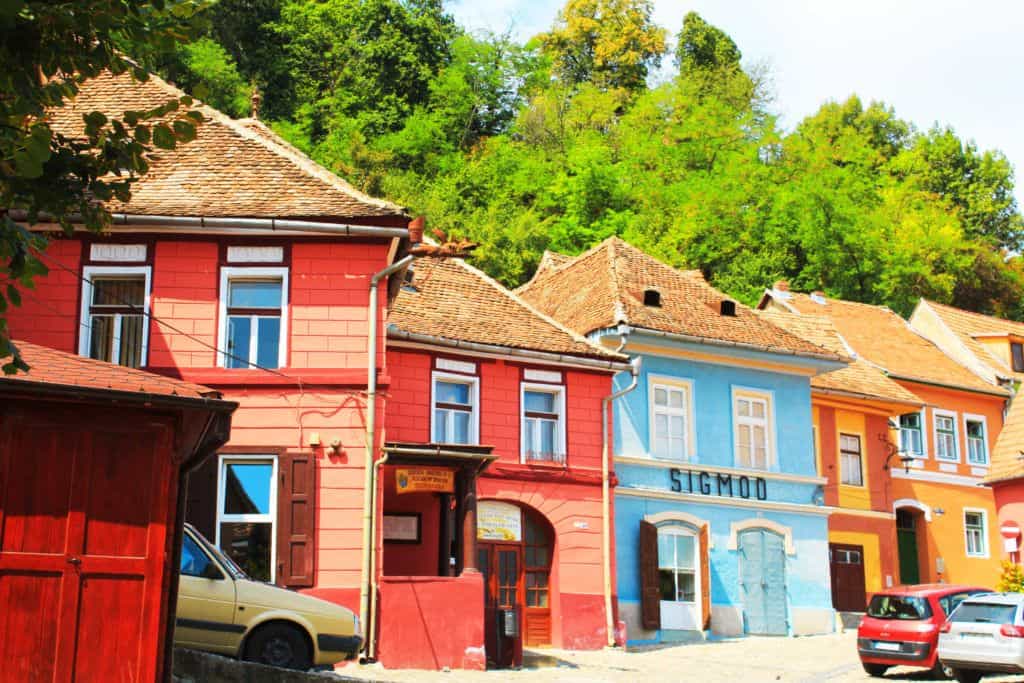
[{"left": 739, "top": 529, "right": 787, "bottom": 635}]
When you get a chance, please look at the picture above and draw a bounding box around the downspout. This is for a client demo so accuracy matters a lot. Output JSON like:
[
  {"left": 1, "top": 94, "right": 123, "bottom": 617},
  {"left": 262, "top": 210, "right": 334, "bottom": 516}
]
[
  {"left": 359, "top": 252, "right": 416, "bottom": 660},
  {"left": 367, "top": 447, "right": 390, "bottom": 660},
  {"left": 602, "top": 328, "right": 641, "bottom": 648}
]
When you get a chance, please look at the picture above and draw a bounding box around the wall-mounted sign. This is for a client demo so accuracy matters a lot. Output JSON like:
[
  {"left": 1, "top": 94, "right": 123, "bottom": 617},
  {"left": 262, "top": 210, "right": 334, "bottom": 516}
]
[
  {"left": 477, "top": 501, "right": 522, "bottom": 541},
  {"left": 669, "top": 468, "right": 768, "bottom": 501},
  {"left": 383, "top": 513, "right": 421, "bottom": 543},
  {"left": 395, "top": 467, "right": 455, "bottom": 495}
]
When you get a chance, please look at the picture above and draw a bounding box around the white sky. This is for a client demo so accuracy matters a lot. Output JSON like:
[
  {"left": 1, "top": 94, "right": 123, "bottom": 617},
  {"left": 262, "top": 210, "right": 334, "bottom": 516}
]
[{"left": 447, "top": 0, "right": 1024, "bottom": 202}]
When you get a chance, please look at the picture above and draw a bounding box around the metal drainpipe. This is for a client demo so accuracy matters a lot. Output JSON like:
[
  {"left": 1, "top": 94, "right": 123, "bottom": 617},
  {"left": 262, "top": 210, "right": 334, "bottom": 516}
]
[
  {"left": 602, "top": 330, "right": 641, "bottom": 648},
  {"left": 366, "top": 447, "right": 391, "bottom": 660},
  {"left": 359, "top": 253, "right": 415, "bottom": 660}
]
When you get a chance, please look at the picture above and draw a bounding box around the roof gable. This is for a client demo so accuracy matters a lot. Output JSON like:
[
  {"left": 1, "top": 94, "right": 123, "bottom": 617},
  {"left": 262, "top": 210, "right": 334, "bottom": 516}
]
[
  {"left": 388, "top": 256, "right": 625, "bottom": 362},
  {"left": 916, "top": 299, "right": 1024, "bottom": 383},
  {"left": 47, "top": 71, "right": 406, "bottom": 221},
  {"left": 763, "top": 291, "right": 1005, "bottom": 395},
  {"left": 518, "top": 237, "right": 840, "bottom": 360}
]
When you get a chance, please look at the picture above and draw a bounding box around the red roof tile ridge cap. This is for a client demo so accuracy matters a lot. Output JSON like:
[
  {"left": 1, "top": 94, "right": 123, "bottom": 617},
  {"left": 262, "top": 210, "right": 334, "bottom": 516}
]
[{"left": 450, "top": 257, "right": 624, "bottom": 360}]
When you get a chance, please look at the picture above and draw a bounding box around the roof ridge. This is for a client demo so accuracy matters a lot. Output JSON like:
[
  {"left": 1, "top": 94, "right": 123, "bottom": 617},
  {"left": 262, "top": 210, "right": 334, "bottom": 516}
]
[
  {"left": 604, "top": 238, "right": 628, "bottom": 326},
  {"left": 451, "top": 257, "right": 624, "bottom": 359},
  {"left": 925, "top": 297, "right": 1024, "bottom": 329}
]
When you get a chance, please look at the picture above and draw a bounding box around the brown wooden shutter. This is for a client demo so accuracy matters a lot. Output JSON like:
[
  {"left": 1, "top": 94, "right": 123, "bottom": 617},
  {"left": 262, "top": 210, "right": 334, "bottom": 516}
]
[
  {"left": 277, "top": 451, "right": 317, "bottom": 588},
  {"left": 700, "top": 523, "right": 711, "bottom": 630},
  {"left": 639, "top": 520, "right": 661, "bottom": 630},
  {"left": 184, "top": 455, "right": 218, "bottom": 541}
]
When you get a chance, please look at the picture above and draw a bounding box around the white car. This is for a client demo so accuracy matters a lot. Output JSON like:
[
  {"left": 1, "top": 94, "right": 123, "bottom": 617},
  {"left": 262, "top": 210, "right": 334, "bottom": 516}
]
[{"left": 938, "top": 592, "right": 1024, "bottom": 683}]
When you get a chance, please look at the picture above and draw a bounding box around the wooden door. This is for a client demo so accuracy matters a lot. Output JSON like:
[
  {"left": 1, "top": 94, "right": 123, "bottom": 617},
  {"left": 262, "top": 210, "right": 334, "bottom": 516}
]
[
  {"left": 897, "top": 509, "right": 920, "bottom": 585},
  {"left": 0, "top": 407, "right": 175, "bottom": 683},
  {"left": 829, "top": 543, "right": 867, "bottom": 612},
  {"left": 481, "top": 543, "right": 522, "bottom": 668}
]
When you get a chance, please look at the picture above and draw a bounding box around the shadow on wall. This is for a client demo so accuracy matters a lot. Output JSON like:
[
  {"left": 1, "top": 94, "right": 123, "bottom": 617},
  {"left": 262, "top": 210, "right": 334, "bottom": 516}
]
[{"left": 173, "top": 648, "right": 379, "bottom": 683}]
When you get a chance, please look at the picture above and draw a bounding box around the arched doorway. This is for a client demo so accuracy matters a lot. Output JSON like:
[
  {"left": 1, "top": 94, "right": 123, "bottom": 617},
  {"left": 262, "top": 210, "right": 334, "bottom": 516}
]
[{"left": 477, "top": 501, "right": 554, "bottom": 667}]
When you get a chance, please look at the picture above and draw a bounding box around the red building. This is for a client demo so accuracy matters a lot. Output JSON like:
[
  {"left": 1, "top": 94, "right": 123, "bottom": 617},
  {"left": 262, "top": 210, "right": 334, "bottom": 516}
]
[
  {"left": 380, "top": 256, "right": 630, "bottom": 668},
  {"left": 7, "top": 70, "right": 630, "bottom": 671}
]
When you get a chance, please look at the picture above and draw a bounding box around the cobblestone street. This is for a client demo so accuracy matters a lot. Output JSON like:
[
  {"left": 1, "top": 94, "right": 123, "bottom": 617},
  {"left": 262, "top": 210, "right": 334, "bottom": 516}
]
[{"left": 341, "top": 632, "right": 1024, "bottom": 683}]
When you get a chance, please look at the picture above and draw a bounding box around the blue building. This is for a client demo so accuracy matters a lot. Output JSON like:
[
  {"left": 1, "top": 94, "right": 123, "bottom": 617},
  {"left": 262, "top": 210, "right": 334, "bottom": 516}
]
[{"left": 519, "top": 238, "right": 847, "bottom": 641}]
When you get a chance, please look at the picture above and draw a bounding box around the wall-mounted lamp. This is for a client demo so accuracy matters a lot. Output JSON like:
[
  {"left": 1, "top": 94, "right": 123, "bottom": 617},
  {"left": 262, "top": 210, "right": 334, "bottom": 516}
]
[
  {"left": 329, "top": 437, "right": 342, "bottom": 455},
  {"left": 880, "top": 432, "right": 914, "bottom": 473},
  {"left": 309, "top": 432, "right": 321, "bottom": 448},
  {"left": 934, "top": 508, "right": 945, "bottom": 516}
]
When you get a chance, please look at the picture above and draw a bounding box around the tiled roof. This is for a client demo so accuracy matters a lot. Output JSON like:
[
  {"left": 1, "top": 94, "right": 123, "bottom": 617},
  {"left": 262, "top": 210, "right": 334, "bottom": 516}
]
[
  {"left": 767, "top": 292, "right": 1006, "bottom": 395},
  {"left": 2, "top": 339, "right": 224, "bottom": 401},
  {"left": 388, "top": 256, "right": 626, "bottom": 361},
  {"left": 517, "top": 237, "right": 842, "bottom": 360},
  {"left": 47, "top": 70, "right": 406, "bottom": 220},
  {"left": 989, "top": 394, "right": 1024, "bottom": 483},
  {"left": 917, "top": 299, "right": 1024, "bottom": 382},
  {"left": 759, "top": 311, "right": 923, "bottom": 405}
]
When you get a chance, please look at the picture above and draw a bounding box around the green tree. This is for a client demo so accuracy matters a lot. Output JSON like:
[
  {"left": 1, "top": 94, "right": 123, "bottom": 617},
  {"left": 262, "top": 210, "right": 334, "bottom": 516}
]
[
  {"left": 0, "top": 0, "right": 203, "bottom": 372},
  {"left": 675, "top": 11, "right": 741, "bottom": 73},
  {"left": 174, "top": 37, "right": 251, "bottom": 118},
  {"left": 538, "top": 0, "right": 667, "bottom": 92}
]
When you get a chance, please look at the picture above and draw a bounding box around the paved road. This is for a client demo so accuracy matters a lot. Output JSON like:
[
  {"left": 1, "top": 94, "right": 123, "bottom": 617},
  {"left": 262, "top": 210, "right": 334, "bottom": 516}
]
[{"left": 339, "top": 631, "right": 1024, "bottom": 683}]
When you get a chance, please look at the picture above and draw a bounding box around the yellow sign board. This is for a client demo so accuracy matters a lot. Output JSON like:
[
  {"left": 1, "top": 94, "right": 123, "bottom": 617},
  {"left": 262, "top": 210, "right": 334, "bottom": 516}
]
[{"left": 395, "top": 467, "right": 455, "bottom": 495}]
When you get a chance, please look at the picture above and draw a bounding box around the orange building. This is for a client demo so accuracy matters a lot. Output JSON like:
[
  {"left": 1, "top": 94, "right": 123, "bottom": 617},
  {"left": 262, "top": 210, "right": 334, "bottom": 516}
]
[
  {"left": 909, "top": 300, "right": 1024, "bottom": 560},
  {"left": 761, "top": 310, "right": 923, "bottom": 610},
  {"left": 760, "top": 286, "right": 1008, "bottom": 588}
]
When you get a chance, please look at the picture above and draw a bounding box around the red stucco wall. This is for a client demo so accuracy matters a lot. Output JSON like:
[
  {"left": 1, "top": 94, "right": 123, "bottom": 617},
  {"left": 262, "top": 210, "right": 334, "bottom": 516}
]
[{"left": 7, "top": 238, "right": 81, "bottom": 353}]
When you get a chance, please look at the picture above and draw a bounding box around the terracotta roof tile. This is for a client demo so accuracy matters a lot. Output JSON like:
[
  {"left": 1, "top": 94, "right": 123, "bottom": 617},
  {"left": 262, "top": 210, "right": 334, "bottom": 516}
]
[
  {"left": 47, "top": 71, "right": 406, "bottom": 221},
  {"left": 917, "top": 299, "right": 1024, "bottom": 382},
  {"left": 768, "top": 292, "right": 1005, "bottom": 395},
  {"left": 517, "top": 237, "right": 841, "bottom": 360},
  {"left": 3, "top": 339, "right": 223, "bottom": 401},
  {"left": 388, "top": 257, "right": 625, "bottom": 361},
  {"left": 989, "top": 395, "right": 1024, "bottom": 483},
  {"left": 759, "top": 311, "right": 923, "bottom": 405}
]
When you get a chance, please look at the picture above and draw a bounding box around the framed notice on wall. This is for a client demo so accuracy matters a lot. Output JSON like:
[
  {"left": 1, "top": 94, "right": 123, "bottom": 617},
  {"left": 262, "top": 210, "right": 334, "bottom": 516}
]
[{"left": 382, "top": 513, "right": 421, "bottom": 543}]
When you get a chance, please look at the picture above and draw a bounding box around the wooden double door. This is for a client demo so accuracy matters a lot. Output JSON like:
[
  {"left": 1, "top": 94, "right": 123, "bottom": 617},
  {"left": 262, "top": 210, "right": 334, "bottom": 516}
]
[{"left": 478, "top": 540, "right": 552, "bottom": 668}]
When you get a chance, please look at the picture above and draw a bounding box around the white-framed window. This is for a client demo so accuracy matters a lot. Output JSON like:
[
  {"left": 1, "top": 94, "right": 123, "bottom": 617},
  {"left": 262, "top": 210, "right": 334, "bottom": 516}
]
[
  {"left": 649, "top": 377, "right": 695, "bottom": 461},
  {"left": 216, "top": 454, "right": 278, "bottom": 582},
  {"left": 964, "top": 414, "right": 989, "bottom": 466},
  {"left": 733, "top": 388, "right": 774, "bottom": 470},
  {"left": 899, "top": 412, "right": 925, "bottom": 457},
  {"left": 431, "top": 371, "right": 479, "bottom": 444},
  {"left": 839, "top": 433, "right": 864, "bottom": 486},
  {"left": 217, "top": 267, "right": 289, "bottom": 369},
  {"left": 964, "top": 509, "right": 988, "bottom": 558},
  {"left": 78, "top": 266, "right": 151, "bottom": 368},
  {"left": 934, "top": 410, "right": 959, "bottom": 462},
  {"left": 657, "top": 526, "right": 697, "bottom": 603},
  {"left": 521, "top": 382, "right": 566, "bottom": 464}
]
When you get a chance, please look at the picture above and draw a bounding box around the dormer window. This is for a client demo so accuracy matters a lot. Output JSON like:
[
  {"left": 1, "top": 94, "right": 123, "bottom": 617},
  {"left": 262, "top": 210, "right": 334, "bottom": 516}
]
[
  {"left": 720, "top": 300, "right": 737, "bottom": 317},
  {"left": 1012, "top": 342, "right": 1024, "bottom": 372},
  {"left": 644, "top": 289, "right": 661, "bottom": 307}
]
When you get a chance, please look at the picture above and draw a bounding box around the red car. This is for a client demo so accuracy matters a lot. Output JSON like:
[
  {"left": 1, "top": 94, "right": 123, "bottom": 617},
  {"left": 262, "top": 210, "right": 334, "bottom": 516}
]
[{"left": 857, "top": 584, "right": 990, "bottom": 678}]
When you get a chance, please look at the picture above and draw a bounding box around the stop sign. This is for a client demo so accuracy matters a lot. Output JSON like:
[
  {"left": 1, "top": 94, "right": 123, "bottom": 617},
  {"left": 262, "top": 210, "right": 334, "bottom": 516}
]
[{"left": 1001, "top": 521, "right": 1021, "bottom": 539}]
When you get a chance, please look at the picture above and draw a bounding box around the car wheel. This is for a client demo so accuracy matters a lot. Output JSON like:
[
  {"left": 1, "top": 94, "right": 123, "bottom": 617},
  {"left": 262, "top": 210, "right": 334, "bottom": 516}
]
[
  {"left": 244, "top": 623, "right": 312, "bottom": 671},
  {"left": 952, "top": 670, "right": 982, "bottom": 683},
  {"left": 931, "top": 660, "right": 954, "bottom": 679},
  {"left": 862, "top": 662, "right": 889, "bottom": 677}
]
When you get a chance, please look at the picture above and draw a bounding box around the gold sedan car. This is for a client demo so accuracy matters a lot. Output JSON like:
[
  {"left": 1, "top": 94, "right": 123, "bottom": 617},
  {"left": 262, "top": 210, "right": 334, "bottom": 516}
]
[{"left": 175, "top": 524, "right": 361, "bottom": 670}]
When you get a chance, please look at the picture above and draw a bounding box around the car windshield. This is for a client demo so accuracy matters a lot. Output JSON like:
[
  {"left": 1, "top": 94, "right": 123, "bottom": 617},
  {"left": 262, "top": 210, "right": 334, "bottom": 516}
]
[
  {"left": 867, "top": 595, "right": 932, "bottom": 620},
  {"left": 191, "top": 529, "right": 248, "bottom": 581},
  {"left": 950, "top": 602, "right": 1018, "bottom": 624}
]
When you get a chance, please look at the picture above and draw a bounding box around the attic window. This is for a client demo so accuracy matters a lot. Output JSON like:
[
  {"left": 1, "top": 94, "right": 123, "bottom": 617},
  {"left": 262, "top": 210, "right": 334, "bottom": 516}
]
[
  {"left": 643, "top": 289, "right": 661, "bottom": 307},
  {"left": 720, "top": 300, "right": 737, "bottom": 317}
]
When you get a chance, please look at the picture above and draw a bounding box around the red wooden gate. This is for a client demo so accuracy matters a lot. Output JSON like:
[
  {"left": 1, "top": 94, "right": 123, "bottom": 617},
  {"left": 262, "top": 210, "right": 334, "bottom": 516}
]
[{"left": 0, "top": 406, "right": 177, "bottom": 683}]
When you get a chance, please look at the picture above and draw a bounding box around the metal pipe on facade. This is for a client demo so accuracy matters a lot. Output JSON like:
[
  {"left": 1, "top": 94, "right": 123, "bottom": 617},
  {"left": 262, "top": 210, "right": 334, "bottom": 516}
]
[
  {"left": 366, "top": 448, "right": 391, "bottom": 660},
  {"left": 359, "top": 253, "right": 415, "bottom": 660},
  {"left": 601, "top": 346, "right": 641, "bottom": 648}
]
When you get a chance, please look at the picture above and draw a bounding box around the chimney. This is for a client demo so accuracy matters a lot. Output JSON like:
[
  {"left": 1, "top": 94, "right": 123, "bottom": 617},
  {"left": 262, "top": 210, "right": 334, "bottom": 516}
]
[
  {"left": 250, "top": 85, "right": 262, "bottom": 120},
  {"left": 408, "top": 216, "right": 425, "bottom": 244},
  {"left": 774, "top": 280, "right": 789, "bottom": 292}
]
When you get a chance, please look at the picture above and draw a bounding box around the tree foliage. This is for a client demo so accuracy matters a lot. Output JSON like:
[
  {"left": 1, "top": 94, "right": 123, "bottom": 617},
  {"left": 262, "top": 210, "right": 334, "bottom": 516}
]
[{"left": 0, "top": 0, "right": 204, "bottom": 372}]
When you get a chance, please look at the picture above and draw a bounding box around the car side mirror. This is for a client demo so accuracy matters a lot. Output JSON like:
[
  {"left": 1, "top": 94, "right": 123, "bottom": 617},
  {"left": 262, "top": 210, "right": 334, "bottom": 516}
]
[{"left": 202, "top": 563, "right": 224, "bottom": 580}]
